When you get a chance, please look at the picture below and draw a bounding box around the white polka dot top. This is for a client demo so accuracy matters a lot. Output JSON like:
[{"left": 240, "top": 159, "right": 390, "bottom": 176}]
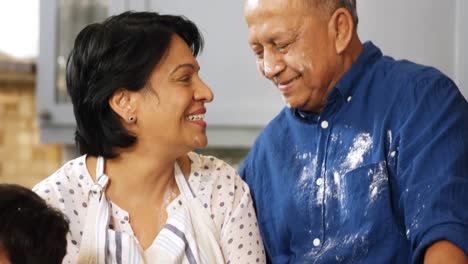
[{"left": 33, "top": 152, "right": 266, "bottom": 264}]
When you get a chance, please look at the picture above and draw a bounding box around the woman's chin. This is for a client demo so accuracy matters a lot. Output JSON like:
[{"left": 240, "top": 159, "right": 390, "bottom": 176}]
[{"left": 191, "top": 135, "right": 208, "bottom": 149}]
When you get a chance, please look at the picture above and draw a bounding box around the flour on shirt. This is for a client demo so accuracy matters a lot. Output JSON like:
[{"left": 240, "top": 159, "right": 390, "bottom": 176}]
[
  {"left": 405, "top": 185, "right": 431, "bottom": 240},
  {"left": 308, "top": 233, "right": 370, "bottom": 263},
  {"left": 387, "top": 130, "right": 393, "bottom": 146},
  {"left": 296, "top": 153, "right": 318, "bottom": 204},
  {"left": 342, "top": 133, "right": 373, "bottom": 171},
  {"left": 323, "top": 133, "right": 374, "bottom": 213},
  {"left": 364, "top": 161, "right": 389, "bottom": 217},
  {"left": 367, "top": 162, "right": 387, "bottom": 202}
]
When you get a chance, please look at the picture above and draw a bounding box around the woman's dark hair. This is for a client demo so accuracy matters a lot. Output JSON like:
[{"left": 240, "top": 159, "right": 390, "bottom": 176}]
[
  {"left": 66, "top": 11, "right": 204, "bottom": 158},
  {"left": 0, "top": 184, "right": 69, "bottom": 264}
]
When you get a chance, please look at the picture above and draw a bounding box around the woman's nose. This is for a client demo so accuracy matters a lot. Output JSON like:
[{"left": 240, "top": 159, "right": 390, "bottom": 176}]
[{"left": 193, "top": 80, "right": 214, "bottom": 103}]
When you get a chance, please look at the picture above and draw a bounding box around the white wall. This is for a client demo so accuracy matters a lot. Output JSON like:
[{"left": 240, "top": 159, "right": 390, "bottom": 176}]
[
  {"left": 358, "top": 1, "right": 467, "bottom": 99},
  {"left": 357, "top": 1, "right": 455, "bottom": 79},
  {"left": 455, "top": 0, "right": 468, "bottom": 99},
  {"left": 146, "top": 1, "right": 466, "bottom": 128},
  {"left": 149, "top": 0, "right": 283, "bottom": 127}
]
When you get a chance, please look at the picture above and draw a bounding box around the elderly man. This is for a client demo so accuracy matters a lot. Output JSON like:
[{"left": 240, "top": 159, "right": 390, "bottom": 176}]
[{"left": 239, "top": 0, "right": 468, "bottom": 263}]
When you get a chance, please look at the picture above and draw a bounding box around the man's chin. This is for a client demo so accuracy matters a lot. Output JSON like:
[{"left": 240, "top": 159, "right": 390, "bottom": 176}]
[
  {"left": 281, "top": 95, "right": 295, "bottom": 109},
  {"left": 282, "top": 96, "right": 305, "bottom": 110},
  {"left": 283, "top": 98, "right": 322, "bottom": 113}
]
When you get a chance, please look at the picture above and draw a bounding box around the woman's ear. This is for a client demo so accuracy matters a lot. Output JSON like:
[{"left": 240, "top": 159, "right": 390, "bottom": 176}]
[
  {"left": 109, "top": 89, "right": 138, "bottom": 124},
  {"left": 329, "top": 7, "right": 354, "bottom": 55}
]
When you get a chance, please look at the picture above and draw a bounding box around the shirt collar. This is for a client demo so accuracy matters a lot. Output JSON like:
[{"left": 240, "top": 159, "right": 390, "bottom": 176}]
[
  {"left": 334, "top": 41, "right": 383, "bottom": 99},
  {"left": 291, "top": 41, "right": 382, "bottom": 122}
]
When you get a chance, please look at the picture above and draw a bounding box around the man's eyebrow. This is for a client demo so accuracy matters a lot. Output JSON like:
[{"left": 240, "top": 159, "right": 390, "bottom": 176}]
[
  {"left": 170, "top": 63, "right": 198, "bottom": 74},
  {"left": 249, "top": 42, "right": 262, "bottom": 49}
]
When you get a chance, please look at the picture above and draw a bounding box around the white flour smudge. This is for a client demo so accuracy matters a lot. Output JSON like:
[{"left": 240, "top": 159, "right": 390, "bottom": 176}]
[
  {"left": 387, "top": 130, "right": 393, "bottom": 146},
  {"left": 405, "top": 188, "right": 429, "bottom": 239},
  {"left": 283, "top": 97, "right": 292, "bottom": 108},
  {"left": 316, "top": 180, "right": 325, "bottom": 206},
  {"left": 309, "top": 233, "right": 369, "bottom": 263},
  {"left": 368, "top": 162, "right": 388, "bottom": 203},
  {"left": 296, "top": 154, "right": 319, "bottom": 203},
  {"left": 323, "top": 133, "right": 374, "bottom": 211},
  {"left": 342, "top": 133, "right": 373, "bottom": 171},
  {"left": 330, "top": 133, "right": 339, "bottom": 144},
  {"left": 245, "top": 0, "right": 260, "bottom": 10},
  {"left": 298, "top": 64, "right": 305, "bottom": 72},
  {"left": 295, "top": 151, "right": 312, "bottom": 161},
  {"left": 264, "top": 64, "right": 272, "bottom": 74},
  {"left": 298, "top": 156, "right": 318, "bottom": 185}
]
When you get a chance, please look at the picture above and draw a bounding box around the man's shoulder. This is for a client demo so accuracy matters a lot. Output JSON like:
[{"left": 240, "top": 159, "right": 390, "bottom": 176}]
[
  {"left": 376, "top": 56, "right": 450, "bottom": 87},
  {"left": 240, "top": 108, "right": 291, "bottom": 173},
  {"left": 369, "top": 56, "right": 457, "bottom": 104},
  {"left": 256, "top": 107, "right": 290, "bottom": 142}
]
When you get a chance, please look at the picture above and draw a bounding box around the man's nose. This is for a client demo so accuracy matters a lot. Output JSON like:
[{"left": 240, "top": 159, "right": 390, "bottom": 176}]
[{"left": 262, "top": 51, "right": 286, "bottom": 79}]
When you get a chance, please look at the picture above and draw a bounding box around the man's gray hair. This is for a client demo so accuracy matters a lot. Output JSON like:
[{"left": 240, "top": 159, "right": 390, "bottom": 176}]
[
  {"left": 339, "top": 0, "right": 358, "bottom": 26},
  {"left": 306, "top": 0, "right": 359, "bottom": 27}
]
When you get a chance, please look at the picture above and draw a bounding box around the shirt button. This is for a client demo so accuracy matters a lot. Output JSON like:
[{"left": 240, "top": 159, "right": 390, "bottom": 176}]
[
  {"left": 313, "top": 238, "right": 321, "bottom": 247},
  {"left": 315, "top": 178, "right": 324, "bottom": 186},
  {"left": 347, "top": 96, "right": 352, "bottom": 102},
  {"left": 321, "top": 120, "right": 329, "bottom": 129},
  {"left": 390, "top": 151, "right": 396, "bottom": 158}
]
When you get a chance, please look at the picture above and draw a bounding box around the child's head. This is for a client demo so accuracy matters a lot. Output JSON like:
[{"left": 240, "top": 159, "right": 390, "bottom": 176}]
[{"left": 0, "top": 184, "right": 69, "bottom": 264}]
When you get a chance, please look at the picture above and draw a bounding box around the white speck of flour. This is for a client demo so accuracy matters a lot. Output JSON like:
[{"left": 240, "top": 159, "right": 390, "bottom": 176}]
[{"left": 342, "top": 133, "right": 373, "bottom": 171}]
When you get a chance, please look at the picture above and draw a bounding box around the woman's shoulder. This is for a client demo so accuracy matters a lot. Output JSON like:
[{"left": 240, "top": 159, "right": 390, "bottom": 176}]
[
  {"left": 33, "top": 155, "right": 93, "bottom": 206},
  {"left": 187, "top": 151, "right": 251, "bottom": 220},
  {"left": 33, "top": 155, "right": 92, "bottom": 261},
  {"left": 187, "top": 152, "right": 240, "bottom": 189}
]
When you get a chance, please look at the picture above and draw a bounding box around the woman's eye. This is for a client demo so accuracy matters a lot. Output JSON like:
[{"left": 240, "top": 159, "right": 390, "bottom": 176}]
[{"left": 179, "top": 75, "right": 192, "bottom": 82}]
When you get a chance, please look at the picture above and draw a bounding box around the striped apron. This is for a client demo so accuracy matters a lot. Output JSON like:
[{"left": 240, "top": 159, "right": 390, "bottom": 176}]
[{"left": 77, "top": 156, "right": 225, "bottom": 264}]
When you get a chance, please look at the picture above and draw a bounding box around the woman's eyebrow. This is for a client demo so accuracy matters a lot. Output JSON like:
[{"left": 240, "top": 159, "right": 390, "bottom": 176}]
[{"left": 170, "top": 63, "right": 199, "bottom": 75}]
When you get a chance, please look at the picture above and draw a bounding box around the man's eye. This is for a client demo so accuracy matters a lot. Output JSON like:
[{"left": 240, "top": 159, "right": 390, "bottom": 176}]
[
  {"left": 254, "top": 50, "right": 263, "bottom": 59},
  {"left": 276, "top": 43, "right": 289, "bottom": 51}
]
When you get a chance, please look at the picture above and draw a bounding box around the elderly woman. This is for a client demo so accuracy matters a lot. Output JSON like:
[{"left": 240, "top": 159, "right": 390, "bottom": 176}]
[{"left": 33, "top": 11, "right": 265, "bottom": 264}]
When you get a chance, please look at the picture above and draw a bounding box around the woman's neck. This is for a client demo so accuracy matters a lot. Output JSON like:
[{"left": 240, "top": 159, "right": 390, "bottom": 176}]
[
  {"left": 85, "top": 151, "right": 192, "bottom": 249},
  {"left": 86, "top": 151, "right": 191, "bottom": 208}
]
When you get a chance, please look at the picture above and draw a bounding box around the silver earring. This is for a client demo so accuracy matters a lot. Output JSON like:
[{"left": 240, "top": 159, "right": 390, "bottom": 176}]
[{"left": 128, "top": 116, "right": 136, "bottom": 123}]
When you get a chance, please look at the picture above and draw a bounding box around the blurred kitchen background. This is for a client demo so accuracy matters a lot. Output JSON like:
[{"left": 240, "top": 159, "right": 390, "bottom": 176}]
[{"left": 1, "top": 0, "right": 467, "bottom": 188}]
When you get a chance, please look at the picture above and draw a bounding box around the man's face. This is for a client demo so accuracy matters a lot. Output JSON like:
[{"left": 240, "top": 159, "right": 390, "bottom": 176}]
[{"left": 245, "top": 0, "right": 340, "bottom": 113}]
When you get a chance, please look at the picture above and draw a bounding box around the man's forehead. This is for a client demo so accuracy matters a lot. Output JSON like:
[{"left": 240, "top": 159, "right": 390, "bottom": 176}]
[
  {"left": 244, "top": 0, "right": 260, "bottom": 10},
  {"left": 247, "top": 19, "right": 300, "bottom": 45},
  {"left": 244, "top": 0, "right": 305, "bottom": 11}
]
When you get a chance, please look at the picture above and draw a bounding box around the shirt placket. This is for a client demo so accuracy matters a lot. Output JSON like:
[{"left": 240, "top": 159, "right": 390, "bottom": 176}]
[{"left": 309, "top": 93, "right": 341, "bottom": 254}]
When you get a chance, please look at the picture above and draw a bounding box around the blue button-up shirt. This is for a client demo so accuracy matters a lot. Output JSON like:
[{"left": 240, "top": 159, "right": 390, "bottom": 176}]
[{"left": 239, "top": 42, "right": 468, "bottom": 263}]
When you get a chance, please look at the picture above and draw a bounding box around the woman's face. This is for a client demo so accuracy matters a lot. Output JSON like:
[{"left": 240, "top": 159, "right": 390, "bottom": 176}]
[{"left": 135, "top": 35, "right": 214, "bottom": 155}]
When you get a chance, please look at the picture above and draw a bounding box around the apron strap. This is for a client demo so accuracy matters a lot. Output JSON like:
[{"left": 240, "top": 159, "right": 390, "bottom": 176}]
[
  {"left": 173, "top": 159, "right": 224, "bottom": 262},
  {"left": 96, "top": 156, "right": 105, "bottom": 179},
  {"left": 77, "top": 156, "right": 110, "bottom": 264},
  {"left": 174, "top": 162, "right": 195, "bottom": 200}
]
